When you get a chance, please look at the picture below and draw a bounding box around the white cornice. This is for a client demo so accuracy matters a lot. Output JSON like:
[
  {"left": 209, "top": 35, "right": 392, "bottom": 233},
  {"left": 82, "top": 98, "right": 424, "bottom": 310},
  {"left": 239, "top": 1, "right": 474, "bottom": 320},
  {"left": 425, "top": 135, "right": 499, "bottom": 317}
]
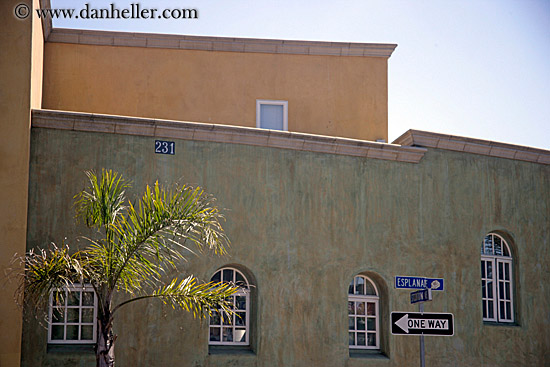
[
  {"left": 32, "top": 110, "right": 425, "bottom": 163},
  {"left": 393, "top": 129, "right": 550, "bottom": 165},
  {"left": 46, "top": 28, "right": 397, "bottom": 58}
]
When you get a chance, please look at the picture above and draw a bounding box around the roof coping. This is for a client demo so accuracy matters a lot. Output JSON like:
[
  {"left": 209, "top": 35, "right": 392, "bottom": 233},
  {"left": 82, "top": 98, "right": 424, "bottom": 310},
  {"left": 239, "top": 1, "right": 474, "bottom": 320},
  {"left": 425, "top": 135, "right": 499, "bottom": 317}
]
[
  {"left": 393, "top": 129, "right": 550, "bottom": 165},
  {"left": 32, "top": 109, "right": 424, "bottom": 163},
  {"left": 46, "top": 28, "right": 397, "bottom": 58}
]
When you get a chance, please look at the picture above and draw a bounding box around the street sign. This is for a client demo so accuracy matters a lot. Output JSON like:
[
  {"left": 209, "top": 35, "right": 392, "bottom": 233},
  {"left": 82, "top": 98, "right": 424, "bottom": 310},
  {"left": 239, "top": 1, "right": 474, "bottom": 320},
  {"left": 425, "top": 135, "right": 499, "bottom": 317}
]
[
  {"left": 391, "top": 312, "right": 454, "bottom": 336},
  {"left": 410, "top": 288, "right": 432, "bottom": 304},
  {"left": 395, "top": 276, "right": 444, "bottom": 291}
]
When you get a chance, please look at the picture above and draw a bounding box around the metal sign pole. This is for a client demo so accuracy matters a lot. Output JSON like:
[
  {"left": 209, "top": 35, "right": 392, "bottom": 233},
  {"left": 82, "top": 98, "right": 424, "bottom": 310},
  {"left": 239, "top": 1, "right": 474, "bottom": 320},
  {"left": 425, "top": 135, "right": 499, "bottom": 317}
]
[{"left": 419, "top": 302, "right": 425, "bottom": 367}]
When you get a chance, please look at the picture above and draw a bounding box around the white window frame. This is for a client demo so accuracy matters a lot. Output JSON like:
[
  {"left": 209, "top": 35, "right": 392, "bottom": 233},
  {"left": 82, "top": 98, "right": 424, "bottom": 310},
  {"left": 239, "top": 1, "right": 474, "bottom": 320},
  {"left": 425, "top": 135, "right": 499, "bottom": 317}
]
[
  {"left": 481, "top": 233, "right": 514, "bottom": 323},
  {"left": 208, "top": 267, "right": 250, "bottom": 346},
  {"left": 48, "top": 284, "right": 97, "bottom": 344},
  {"left": 256, "top": 99, "right": 288, "bottom": 131},
  {"left": 348, "top": 275, "right": 380, "bottom": 350}
]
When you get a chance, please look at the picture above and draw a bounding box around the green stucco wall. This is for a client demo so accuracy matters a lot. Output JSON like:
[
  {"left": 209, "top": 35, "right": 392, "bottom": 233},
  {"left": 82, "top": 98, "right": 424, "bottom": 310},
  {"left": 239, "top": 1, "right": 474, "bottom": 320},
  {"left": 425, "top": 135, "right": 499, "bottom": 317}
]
[{"left": 23, "top": 126, "right": 550, "bottom": 367}]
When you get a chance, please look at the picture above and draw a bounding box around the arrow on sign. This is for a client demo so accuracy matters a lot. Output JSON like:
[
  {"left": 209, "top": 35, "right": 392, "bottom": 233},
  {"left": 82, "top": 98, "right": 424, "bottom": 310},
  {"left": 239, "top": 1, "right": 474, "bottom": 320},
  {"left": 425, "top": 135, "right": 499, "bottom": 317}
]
[{"left": 391, "top": 312, "right": 454, "bottom": 336}]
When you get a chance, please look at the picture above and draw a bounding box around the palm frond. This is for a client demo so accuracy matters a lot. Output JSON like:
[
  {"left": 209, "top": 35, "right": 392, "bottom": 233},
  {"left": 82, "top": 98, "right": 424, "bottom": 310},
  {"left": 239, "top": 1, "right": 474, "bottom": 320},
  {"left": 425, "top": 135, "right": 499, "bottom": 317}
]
[
  {"left": 106, "top": 181, "right": 229, "bottom": 295},
  {"left": 74, "top": 169, "right": 130, "bottom": 231},
  {"left": 111, "top": 276, "right": 239, "bottom": 319},
  {"left": 13, "top": 243, "right": 84, "bottom": 310}
]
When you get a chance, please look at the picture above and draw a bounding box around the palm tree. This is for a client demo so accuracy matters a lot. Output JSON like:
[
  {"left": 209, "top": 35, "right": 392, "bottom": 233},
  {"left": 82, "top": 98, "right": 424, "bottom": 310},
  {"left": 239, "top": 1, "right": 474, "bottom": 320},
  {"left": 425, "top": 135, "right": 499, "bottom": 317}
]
[{"left": 14, "top": 169, "right": 239, "bottom": 367}]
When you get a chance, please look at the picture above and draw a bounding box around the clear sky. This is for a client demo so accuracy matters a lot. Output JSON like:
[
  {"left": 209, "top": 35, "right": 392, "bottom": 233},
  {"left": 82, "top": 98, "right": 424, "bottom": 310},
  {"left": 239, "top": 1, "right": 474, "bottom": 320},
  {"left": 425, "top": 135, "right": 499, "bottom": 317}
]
[{"left": 51, "top": 0, "right": 550, "bottom": 149}]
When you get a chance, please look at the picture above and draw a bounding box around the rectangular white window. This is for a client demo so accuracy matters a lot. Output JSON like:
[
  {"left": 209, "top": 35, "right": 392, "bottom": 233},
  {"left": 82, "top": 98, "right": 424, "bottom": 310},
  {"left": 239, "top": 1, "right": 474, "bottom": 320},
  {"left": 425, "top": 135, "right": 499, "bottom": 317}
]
[
  {"left": 348, "top": 296, "right": 379, "bottom": 349},
  {"left": 481, "top": 256, "right": 513, "bottom": 323},
  {"left": 48, "top": 285, "right": 97, "bottom": 344},
  {"left": 256, "top": 100, "right": 288, "bottom": 131}
]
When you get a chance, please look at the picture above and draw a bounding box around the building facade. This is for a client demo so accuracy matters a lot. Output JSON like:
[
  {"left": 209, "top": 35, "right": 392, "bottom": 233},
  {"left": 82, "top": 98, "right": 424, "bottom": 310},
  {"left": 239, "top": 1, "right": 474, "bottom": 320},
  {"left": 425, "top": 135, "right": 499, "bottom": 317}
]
[{"left": 1, "top": 1, "right": 549, "bottom": 366}]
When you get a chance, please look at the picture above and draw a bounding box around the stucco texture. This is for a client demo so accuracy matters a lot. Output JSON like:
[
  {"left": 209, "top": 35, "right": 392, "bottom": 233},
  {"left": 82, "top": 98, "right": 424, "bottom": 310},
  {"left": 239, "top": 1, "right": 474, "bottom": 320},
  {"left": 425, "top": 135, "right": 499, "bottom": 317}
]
[
  {"left": 42, "top": 42, "right": 388, "bottom": 142},
  {"left": 23, "top": 127, "right": 549, "bottom": 367},
  {"left": 0, "top": 0, "right": 44, "bottom": 365}
]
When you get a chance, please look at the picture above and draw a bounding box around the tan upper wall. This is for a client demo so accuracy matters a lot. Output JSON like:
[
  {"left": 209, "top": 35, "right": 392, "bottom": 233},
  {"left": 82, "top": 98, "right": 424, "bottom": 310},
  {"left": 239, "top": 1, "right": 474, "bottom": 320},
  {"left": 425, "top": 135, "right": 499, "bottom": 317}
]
[{"left": 42, "top": 29, "right": 395, "bottom": 141}]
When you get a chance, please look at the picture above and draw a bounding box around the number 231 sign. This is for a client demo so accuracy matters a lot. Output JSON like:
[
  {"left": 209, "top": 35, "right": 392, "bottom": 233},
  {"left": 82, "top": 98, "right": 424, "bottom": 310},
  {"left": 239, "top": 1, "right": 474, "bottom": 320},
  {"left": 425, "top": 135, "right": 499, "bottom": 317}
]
[{"left": 155, "top": 140, "right": 175, "bottom": 155}]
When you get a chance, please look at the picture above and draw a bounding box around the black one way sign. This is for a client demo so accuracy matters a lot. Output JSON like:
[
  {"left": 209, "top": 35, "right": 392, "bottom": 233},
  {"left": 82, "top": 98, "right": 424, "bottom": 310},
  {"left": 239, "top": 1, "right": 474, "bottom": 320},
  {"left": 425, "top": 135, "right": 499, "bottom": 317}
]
[{"left": 391, "top": 312, "right": 454, "bottom": 336}]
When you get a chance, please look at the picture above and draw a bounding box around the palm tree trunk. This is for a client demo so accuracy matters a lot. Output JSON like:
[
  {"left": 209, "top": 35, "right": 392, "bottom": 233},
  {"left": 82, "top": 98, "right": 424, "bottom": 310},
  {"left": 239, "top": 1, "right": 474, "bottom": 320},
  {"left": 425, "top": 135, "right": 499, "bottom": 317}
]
[{"left": 96, "top": 317, "right": 116, "bottom": 367}]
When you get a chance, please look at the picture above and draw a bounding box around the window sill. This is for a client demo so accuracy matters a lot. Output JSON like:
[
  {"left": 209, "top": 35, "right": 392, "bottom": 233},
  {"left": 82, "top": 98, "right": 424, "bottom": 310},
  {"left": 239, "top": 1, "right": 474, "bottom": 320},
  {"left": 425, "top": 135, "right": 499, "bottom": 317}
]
[
  {"left": 483, "top": 321, "right": 520, "bottom": 327},
  {"left": 349, "top": 349, "right": 389, "bottom": 360},
  {"left": 47, "top": 344, "right": 95, "bottom": 354},
  {"left": 208, "top": 345, "right": 255, "bottom": 356}
]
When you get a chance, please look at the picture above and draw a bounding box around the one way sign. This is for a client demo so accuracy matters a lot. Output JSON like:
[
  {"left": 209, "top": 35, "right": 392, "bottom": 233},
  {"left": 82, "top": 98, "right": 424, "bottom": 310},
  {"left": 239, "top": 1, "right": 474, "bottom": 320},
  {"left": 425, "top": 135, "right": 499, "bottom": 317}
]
[{"left": 391, "top": 312, "right": 454, "bottom": 336}]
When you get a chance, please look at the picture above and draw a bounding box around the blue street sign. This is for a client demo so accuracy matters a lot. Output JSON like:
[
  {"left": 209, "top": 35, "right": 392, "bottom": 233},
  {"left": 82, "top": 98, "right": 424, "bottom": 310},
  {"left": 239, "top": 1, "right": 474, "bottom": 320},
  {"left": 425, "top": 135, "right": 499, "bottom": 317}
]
[
  {"left": 395, "top": 276, "right": 444, "bottom": 291},
  {"left": 411, "top": 288, "right": 432, "bottom": 304}
]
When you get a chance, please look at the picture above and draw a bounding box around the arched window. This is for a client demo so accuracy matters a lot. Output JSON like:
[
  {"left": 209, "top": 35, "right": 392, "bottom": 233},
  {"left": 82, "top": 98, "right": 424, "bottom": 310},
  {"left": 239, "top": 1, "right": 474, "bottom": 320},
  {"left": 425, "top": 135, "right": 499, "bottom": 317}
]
[
  {"left": 208, "top": 267, "right": 250, "bottom": 345},
  {"left": 481, "top": 233, "right": 514, "bottom": 323},
  {"left": 348, "top": 275, "right": 379, "bottom": 349}
]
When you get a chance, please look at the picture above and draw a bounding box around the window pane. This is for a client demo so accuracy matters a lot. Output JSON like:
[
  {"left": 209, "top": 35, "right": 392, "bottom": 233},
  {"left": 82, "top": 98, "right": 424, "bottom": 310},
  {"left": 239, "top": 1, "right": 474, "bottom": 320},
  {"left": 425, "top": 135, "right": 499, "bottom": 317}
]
[
  {"left": 349, "top": 332, "right": 355, "bottom": 346},
  {"left": 348, "top": 317, "right": 354, "bottom": 330},
  {"left": 209, "top": 327, "right": 220, "bottom": 342},
  {"left": 482, "top": 300, "right": 487, "bottom": 318},
  {"left": 51, "top": 325, "right": 64, "bottom": 340},
  {"left": 487, "top": 281, "right": 493, "bottom": 298},
  {"left": 53, "top": 291, "right": 65, "bottom": 306},
  {"left": 235, "top": 312, "right": 246, "bottom": 326},
  {"left": 260, "top": 104, "right": 284, "bottom": 130},
  {"left": 357, "top": 332, "right": 366, "bottom": 346},
  {"left": 235, "top": 328, "right": 246, "bottom": 342},
  {"left": 356, "top": 302, "right": 365, "bottom": 315},
  {"left": 499, "top": 282, "right": 504, "bottom": 299},
  {"left": 487, "top": 262, "right": 493, "bottom": 279},
  {"left": 67, "top": 308, "right": 80, "bottom": 323},
  {"left": 348, "top": 280, "right": 354, "bottom": 295},
  {"left": 82, "top": 308, "right": 94, "bottom": 323},
  {"left": 222, "top": 313, "right": 232, "bottom": 325},
  {"left": 81, "top": 325, "right": 93, "bottom": 340},
  {"left": 367, "top": 302, "right": 376, "bottom": 316},
  {"left": 481, "top": 262, "right": 485, "bottom": 278},
  {"left": 357, "top": 317, "right": 365, "bottom": 331},
  {"left": 482, "top": 280, "right": 486, "bottom": 298},
  {"left": 82, "top": 292, "right": 94, "bottom": 306},
  {"left": 235, "top": 272, "right": 246, "bottom": 287},
  {"left": 348, "top": 301, "right": 355, "bottom": 315},
  {"left": 223, "top": 269, "right": 233, "bottom": 283},
  {"left": 67, "top": 291, "right": 80, "bottom": 306},
  {"left": 52, "top": 308, "right": 64, "bottom": 323},
  {"left": 494, "top": 236, "right": 502, "bottom": 256},
  {"left": 236, "top": 296, "right": 246, "bottom": 310},
  {"left": 498, "top": 262, "right": 504, "bottom": 280},
  {"left": 488, "top": 301, "right": 494, "bottom": 319},
  {"left": 66, "top": 325, "right": 79, "bottom": 340},
  {"left": 367, "top": 317, "right": 376, "bottom": 331},
  {"left": 500, "top": 301, "right": 505, "bottom": 319},
  {"left": 222, "top": 328, "right": 233, "bottom": 342},
  {"left": 504, "top": 263, "right": 510, "bottom": 280},
  {"left": 211, "top": 271, "right": 221, "bottom": 283},
  {"left": 505, "top": 302, "right": 511, "bottom": 319},
  {"left": 505, "top": 283, "right": 511, "bottom": 300},
  {"left": 210, "top": 311, "right": 220, "bottom": 326},
  {"left": 364, "top": 282, "right": 376, "bottom": 296},
  {"left": 367, "top": 333, "right": 376, "bottom": 347},
  {"left": 355, "top": 277, "right": 365, "bottom": 295},
  {"left": 483, "top": 235, "right": 493, "bottom": 255}
]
